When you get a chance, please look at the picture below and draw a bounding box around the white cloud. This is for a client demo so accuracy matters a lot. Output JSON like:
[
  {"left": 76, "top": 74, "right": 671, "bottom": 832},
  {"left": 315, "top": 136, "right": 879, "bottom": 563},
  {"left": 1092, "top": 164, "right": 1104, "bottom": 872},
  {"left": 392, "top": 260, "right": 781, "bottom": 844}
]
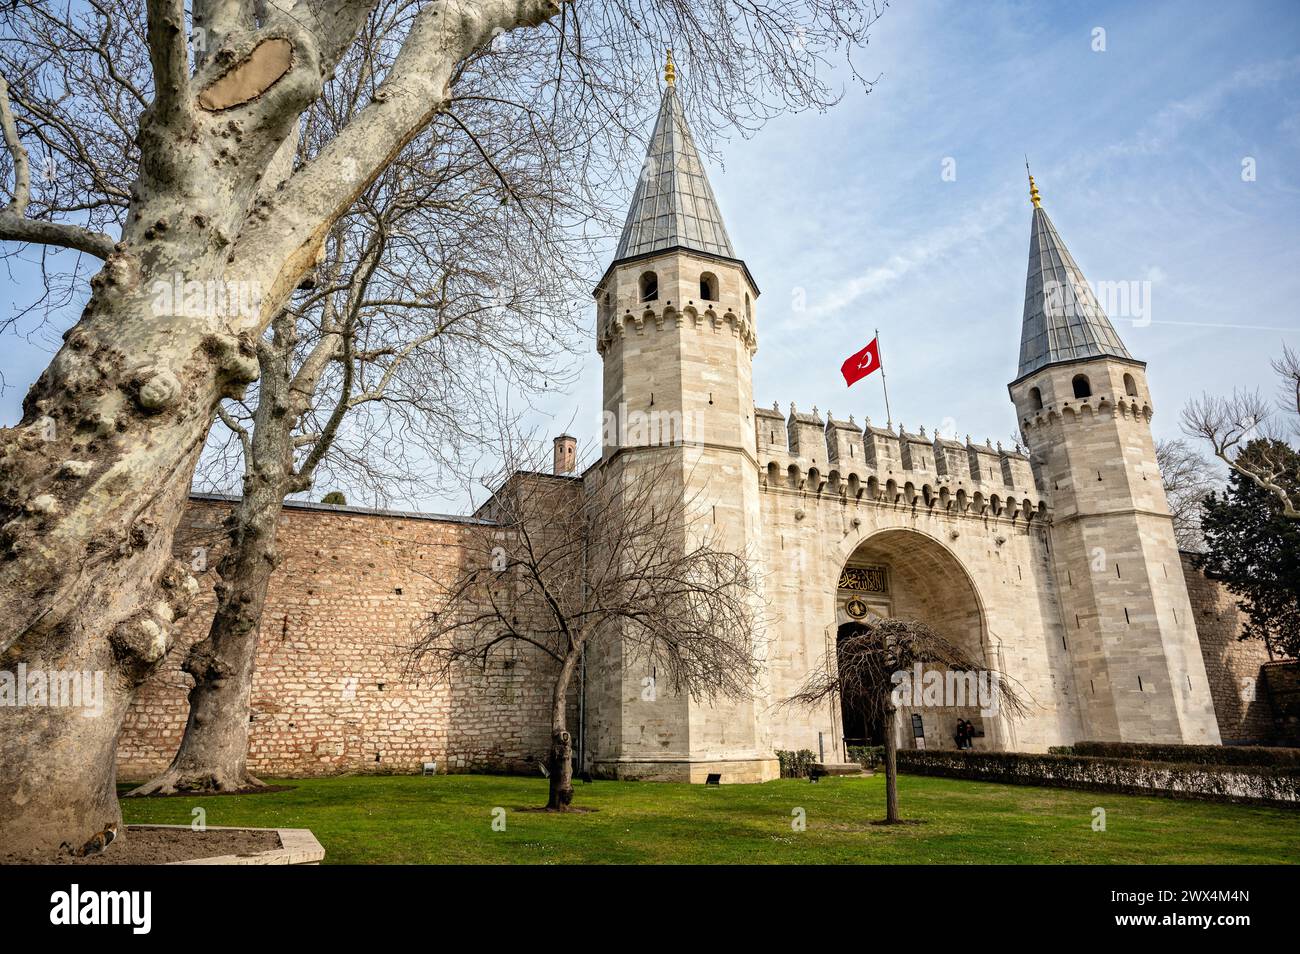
[{"left": 791, "top": 203, "right": 1009, "bottom": 325}]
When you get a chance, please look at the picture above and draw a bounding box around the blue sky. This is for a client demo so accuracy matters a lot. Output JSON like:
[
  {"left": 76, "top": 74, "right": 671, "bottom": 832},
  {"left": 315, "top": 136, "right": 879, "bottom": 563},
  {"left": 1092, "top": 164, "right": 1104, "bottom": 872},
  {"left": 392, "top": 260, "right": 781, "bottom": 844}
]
[
  {"left": 3, "top": 0, "right": 1298, "bottom": 510},
  {"left": 684, "top": 0, "right": 1300, "bottom": 455}
]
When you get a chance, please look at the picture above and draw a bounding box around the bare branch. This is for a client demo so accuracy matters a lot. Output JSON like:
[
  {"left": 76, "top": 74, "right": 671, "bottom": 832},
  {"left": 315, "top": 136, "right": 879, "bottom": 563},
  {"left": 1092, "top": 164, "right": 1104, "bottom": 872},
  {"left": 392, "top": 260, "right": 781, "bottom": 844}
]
[
  {"left": 1155, "top": 438, "right": 1216, "bottom": 551},
  {"left": 1182, "top": 381, "right": 1299, "bottom": 519},
  {"left": 145, "top": 0, "right": 191, "bottom": 123},
  {"left": 0, "top": 75, "right": 115, "bottom": 258}
]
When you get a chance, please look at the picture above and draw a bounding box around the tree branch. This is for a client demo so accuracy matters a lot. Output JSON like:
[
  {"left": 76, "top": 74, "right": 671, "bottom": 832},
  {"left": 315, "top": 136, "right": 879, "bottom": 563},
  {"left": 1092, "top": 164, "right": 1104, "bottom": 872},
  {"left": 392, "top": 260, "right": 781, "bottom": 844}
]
[
  {"left": 0, "top": 75, "right": 116, "bottom": 258},
  {"left": 145, "top": 0, "right": 192, "bottom": 123}
]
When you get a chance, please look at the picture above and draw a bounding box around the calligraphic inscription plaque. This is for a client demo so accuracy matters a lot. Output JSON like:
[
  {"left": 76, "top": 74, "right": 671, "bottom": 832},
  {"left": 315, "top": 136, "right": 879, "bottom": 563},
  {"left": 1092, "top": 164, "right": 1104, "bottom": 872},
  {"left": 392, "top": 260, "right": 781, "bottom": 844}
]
[{"left": 837, "top": 564, "right": 887, "bottom": 594}]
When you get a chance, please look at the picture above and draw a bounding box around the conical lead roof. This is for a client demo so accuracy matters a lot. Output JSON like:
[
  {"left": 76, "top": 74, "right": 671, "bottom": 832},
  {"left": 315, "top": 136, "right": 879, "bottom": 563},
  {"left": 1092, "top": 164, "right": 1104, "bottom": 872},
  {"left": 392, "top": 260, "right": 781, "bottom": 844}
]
[
  {"left": 1017, "top": 182, "right": 1133, "bottom": 378},
  {"left": 613, "top": 82, "right": 735, "bottom": 261}
]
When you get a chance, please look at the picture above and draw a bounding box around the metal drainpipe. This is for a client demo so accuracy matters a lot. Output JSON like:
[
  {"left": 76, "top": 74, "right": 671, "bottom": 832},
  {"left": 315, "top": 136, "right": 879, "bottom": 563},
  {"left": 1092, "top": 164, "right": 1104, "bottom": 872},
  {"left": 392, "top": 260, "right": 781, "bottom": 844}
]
[
  {"left": 579, "top": 647, "right": 586, "bottom": 771},
  {"left": 578, "top": 524, "right": 588, "bottom": 772}
]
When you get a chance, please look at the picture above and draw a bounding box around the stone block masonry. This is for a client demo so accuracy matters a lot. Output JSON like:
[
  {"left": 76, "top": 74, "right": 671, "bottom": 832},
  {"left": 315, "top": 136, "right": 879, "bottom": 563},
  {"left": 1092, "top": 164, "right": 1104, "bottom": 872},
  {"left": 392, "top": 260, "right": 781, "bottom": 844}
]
[
  {"left": 1180, "top": 552, "right": 1275, "bottom": 744},
  {"left": 113, "top": 498, "right": 1281, "bottom": 783},
  {"left": 116, "top": 495, "right": 566, "bottom": 781},
  {"left": 1261, "top": 660, "right": 1300, "bottom": 746}
]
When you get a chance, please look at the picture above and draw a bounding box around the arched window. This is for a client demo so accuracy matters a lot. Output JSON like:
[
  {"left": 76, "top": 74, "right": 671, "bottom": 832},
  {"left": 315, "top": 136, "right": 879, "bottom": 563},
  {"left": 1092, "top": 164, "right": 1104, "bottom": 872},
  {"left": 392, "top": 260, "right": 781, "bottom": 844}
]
[
  {"left": 1029, "top": 386, "right": 1044, "bottom": 410},
  {"left": 639, "top": 271, "right": 658, "bottom": 302},
  {"left": 1072, "top": 374, "right": 1091, "bottom": 399},
  {"left": 1123, "top": 373, "right": 1138, "bottom": 397},
  {"left": 699, "top": 272, "right": 719, "bottom": 301}
]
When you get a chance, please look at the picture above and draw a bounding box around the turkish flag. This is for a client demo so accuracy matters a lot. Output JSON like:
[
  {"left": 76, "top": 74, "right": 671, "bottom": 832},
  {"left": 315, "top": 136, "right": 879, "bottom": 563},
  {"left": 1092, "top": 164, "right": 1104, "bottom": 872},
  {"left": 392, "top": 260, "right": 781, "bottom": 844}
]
[{"left": 841, "top": 337, "right": 882, "bottom": 387}]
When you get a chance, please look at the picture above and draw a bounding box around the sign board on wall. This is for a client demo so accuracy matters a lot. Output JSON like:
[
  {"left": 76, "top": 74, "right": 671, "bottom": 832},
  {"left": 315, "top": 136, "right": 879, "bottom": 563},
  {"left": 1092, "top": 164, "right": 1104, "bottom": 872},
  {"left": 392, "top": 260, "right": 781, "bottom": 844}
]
[{"left": 838, "top": 565, "right": 888, "bottom": 593}]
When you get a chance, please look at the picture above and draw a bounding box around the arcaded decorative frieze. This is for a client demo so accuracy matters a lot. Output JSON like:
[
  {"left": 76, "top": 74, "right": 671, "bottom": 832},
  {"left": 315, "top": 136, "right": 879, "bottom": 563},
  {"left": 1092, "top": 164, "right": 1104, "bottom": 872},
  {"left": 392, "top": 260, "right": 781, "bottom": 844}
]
[
  {"left": 1019, "top": 394, "right": 1153, "bottom": 431},
  {"left": 596, "top": 301, "right": 758, "bottom": 356}
]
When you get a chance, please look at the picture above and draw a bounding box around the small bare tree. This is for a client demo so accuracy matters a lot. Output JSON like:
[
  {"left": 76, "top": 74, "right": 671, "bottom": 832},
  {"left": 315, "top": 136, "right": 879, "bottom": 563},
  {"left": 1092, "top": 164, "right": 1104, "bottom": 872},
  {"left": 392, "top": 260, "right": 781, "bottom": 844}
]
[
  {"left": 785, "top": 618, "right": 1028, "bottom": 824},
  {"left": 1155, "top": 438, "right": 1216, "bottom": 552},
  {"left": 1182, "top": 345, "right": 1300, "bottom": 520},
  {"left": 407, "top": 442, "right": 765, "bottom": 810}
]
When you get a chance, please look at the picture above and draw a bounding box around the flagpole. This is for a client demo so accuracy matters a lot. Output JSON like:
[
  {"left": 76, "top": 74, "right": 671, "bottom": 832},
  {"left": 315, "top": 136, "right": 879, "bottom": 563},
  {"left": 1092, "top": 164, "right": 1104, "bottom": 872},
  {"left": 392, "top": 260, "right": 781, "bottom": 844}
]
[{"left": 876, "top": 327, "right": 893, "bottom": 427}]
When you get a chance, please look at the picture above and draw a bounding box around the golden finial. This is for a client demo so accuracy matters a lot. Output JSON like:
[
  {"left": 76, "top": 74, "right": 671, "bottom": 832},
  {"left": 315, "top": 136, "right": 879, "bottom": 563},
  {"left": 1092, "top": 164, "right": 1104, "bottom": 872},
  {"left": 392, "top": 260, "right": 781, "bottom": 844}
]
[
  {"left": 664, "top": 48, "right": 676, "bottom": 86},
  {"left": 1026, "top": 161, "right": 1042, "bottom": 208}
]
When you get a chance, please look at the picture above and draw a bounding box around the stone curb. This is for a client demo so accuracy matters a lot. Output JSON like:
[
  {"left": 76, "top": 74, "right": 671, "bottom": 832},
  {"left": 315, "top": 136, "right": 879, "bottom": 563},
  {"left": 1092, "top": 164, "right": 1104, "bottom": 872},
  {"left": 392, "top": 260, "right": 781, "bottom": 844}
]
[{"left": 128, "top": 825, "right": 325, "bottom": 865}]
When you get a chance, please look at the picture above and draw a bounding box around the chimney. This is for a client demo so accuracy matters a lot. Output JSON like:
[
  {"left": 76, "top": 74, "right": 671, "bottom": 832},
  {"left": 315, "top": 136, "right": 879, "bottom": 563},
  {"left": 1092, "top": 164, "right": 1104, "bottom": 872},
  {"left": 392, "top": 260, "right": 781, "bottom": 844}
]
[{"left": 553, "top": 434, "right": 577, "bottom": 475}]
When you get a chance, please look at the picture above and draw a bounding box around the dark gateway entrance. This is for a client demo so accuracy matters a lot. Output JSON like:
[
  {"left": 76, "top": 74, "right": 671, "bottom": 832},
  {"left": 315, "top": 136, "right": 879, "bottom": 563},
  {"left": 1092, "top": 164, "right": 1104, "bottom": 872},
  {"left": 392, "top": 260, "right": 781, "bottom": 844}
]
[
  {"left": 837, "top": 621, "right": 888, "bottom": 747},
  {"left": 834, "top": 529, "right": 990, "bottom": 756}
]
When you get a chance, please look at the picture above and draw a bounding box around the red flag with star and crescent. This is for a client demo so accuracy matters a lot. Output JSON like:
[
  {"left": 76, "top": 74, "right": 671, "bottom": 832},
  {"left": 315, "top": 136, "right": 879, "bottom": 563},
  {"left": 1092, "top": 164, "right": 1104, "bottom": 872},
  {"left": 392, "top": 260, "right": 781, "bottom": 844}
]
[{"left": 841, "top": 337, "right": 882, "bottom": 387}]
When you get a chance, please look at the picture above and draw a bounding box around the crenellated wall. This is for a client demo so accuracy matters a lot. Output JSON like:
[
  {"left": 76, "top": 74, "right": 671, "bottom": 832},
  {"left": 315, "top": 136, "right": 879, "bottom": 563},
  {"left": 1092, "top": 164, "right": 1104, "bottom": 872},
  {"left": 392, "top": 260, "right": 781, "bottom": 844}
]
[
  {"left": 754, "top": 404, "right": 1050, "bottom": 525},
  {"left": 744, "top": 403, "right": 1076, "bottom": 756}
]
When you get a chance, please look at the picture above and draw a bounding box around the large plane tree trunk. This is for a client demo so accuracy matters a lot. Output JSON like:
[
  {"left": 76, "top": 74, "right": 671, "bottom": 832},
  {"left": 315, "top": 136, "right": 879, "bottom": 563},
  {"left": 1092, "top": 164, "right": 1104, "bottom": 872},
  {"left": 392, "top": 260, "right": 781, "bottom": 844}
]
[
  {"left": 127, "top": 312, "right": 341, "bottom": 796},
  {"left": 0, "top": 0, "right": 563, "bottom": 857},
  {"left": 127, "top": 475, "right": 287, "bottom": 796},
  {"left": 0, "top": 198, "right": 278, "bottom": 854},
  {"left": 127, "top": 323, "right": 305, "bottom": 796},
  {"left": 126, "top": 491, "right": 282, "bottom": 796},
  {"left": 0, "top": 18, "right": 323, "bottom": 855}
]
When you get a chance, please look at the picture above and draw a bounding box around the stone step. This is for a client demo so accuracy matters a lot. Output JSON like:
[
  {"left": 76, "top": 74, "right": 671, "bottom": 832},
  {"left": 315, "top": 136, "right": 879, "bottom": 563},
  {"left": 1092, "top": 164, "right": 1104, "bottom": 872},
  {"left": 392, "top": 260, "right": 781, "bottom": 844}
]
[{"left": 810, "top": 762, "right": 869, "bottom": 777}]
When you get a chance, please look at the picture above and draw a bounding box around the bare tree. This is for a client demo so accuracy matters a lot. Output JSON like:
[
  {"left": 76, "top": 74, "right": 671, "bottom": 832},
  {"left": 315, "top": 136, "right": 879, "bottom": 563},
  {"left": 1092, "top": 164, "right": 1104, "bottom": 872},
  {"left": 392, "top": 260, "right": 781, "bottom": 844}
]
[
  {"left": 407, "top": 441, "right": 765, "bottom": 810},
  {"left": 785, "top": 618, "right": 1028, "bottom": 824},
  {"left": 1155, "top": 437, "right": 1216, "bottom": 552},
  {"left": 1182, "top": 344, "right": 1300, "bottom": 520},
  {"left": 0, "top": 0, "right": 885, "bottom": 853}
]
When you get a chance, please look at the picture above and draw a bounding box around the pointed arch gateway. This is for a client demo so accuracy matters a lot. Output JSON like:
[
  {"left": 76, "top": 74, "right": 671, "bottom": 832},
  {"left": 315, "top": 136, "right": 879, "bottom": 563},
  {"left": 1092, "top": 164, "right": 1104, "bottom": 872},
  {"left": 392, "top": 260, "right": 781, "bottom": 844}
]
[{"left": 832, "top": 528, "right": 1001, "bottom": 758}]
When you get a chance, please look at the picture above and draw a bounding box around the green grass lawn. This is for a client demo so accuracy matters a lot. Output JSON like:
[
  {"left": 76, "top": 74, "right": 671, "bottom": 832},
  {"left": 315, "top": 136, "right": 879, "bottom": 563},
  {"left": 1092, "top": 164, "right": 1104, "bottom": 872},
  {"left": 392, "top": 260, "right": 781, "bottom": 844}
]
[{"left": 117, "top": 773, "right": 1300, "bottom": 864}]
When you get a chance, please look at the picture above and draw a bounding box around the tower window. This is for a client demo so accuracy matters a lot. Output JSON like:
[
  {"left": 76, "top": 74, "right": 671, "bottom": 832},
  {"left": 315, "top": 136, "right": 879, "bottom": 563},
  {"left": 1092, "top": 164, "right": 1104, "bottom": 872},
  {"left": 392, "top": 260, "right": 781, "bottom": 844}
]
[
  {"left": 1123, "top": 372, "right": 1138, "bottom": 397},
  {"left": 1029, "top": 386, "right": 1044, "bottom": 410},
  {"left": 745, "top": 292, "right": 752, "bottom": 320},
  {"left": 639, "top": 271, "right": 658, "bottom": 302},
  {"left": 700, "top": 272, "right": 719, "bottom": 301},
  {"left": 1072, "top": 374, "right": 1091, "bottom": 399}
]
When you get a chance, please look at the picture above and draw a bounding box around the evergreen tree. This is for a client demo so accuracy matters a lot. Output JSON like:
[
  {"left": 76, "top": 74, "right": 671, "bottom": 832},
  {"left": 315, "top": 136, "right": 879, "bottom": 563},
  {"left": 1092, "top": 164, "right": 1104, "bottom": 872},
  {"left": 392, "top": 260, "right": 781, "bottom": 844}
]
[{"left": 1197, "top": 439, "right": 1300, "bottom": 658}]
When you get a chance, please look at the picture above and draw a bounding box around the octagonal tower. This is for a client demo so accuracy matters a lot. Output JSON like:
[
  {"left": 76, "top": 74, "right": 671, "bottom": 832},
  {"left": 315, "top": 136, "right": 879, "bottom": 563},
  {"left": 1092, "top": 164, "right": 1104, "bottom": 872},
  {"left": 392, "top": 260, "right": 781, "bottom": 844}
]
[
  {"left": 1008, "top": 174, "right": 1220, "bottom": 744},
  {"left": 585, "top": 52, "right": 775, "bottom": 782}
]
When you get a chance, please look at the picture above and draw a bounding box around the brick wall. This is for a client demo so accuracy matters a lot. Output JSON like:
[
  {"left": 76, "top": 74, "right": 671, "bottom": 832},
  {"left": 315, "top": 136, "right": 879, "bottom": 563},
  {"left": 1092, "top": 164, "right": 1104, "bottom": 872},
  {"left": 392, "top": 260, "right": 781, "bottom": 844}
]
[
  {"left": 1181, "top": 552, "right": 1275, "bottom": 744},
  {"left": 1261, "top": 660, "right": 1300, "bottom": 746},
  {"left": 116, "top": 497, "right": 566, "bottom": 782}
]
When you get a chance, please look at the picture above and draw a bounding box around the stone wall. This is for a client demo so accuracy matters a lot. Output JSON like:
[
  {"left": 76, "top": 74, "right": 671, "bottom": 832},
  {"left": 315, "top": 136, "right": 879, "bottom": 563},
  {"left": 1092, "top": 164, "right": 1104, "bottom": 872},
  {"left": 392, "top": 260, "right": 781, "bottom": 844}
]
[
  {"left": 754, "top": 468, "right": 1081, "bottom": 757},
  {"left": 114, "top": 497, "right": 1291, "bottom": 784},
  {"left": 898, "top": 749, "right": 1300, "bottom": 806},
  {"left": 1180, "top": 552, "right": 1275, "bottom": 744},
  {"left": 116, "top": 496, "right": 565, "bottom": 782},
  {"left": 1261, "top": 660, "right": 1300, "bottom": 747}
]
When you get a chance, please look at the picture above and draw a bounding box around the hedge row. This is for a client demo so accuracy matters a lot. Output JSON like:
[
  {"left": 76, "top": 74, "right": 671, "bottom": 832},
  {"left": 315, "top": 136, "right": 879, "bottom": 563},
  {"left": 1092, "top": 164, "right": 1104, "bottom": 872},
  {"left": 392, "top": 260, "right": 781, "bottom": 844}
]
[
  {"left": 896, "top": 750, "right": 1300, "bottom": 806},
  {"left": 1067, "top": 740, "right": 1300, "bottom": 767},
  {"left": 848, "top": 745, "right": 885, "bottom": 770},
  {"left": 775, "top": 749, "right": 819, "bottom": 779}
]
